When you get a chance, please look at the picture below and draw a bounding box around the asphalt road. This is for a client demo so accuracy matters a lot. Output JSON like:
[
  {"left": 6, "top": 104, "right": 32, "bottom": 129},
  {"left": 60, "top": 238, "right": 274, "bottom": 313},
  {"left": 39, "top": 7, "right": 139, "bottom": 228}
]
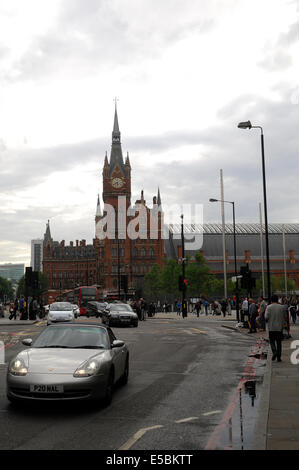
[{"left": 0, "top": 315, "right": 268, "bottom": 450}]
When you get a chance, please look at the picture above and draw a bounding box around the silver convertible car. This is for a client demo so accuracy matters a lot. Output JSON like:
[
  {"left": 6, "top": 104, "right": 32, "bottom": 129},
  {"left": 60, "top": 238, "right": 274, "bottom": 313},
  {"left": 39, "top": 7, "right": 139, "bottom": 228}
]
[{"left": 7, "top": 323, "right": 129, "bottom": 405}]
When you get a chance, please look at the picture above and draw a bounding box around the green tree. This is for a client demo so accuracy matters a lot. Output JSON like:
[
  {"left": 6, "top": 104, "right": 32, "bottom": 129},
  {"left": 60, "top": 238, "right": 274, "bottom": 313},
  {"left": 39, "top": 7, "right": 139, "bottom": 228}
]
[
  {"left": 144, "top": 264, "right": 163, "bottom": 301},
  {"left": 0, "top": 276, "right": 14, "bottom": 301},
  {"left": 185, "top": 252, "right": 210, "bottom": 297},
  {"left": 161, "top": 259, "right": 181, "bottom": 302}
]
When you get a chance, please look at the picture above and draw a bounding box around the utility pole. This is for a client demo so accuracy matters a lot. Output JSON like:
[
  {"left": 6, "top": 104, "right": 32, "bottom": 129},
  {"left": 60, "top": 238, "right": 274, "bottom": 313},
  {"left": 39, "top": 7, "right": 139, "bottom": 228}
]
[{"left": 181, "top": 214, "right": 187, "bottom": 318}]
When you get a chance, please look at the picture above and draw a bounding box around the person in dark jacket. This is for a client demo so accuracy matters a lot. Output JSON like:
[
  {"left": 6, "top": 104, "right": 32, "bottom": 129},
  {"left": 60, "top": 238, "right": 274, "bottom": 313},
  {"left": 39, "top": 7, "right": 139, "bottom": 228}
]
[{"left": 248, "top": 299, "right": 258, "bottom": 333}]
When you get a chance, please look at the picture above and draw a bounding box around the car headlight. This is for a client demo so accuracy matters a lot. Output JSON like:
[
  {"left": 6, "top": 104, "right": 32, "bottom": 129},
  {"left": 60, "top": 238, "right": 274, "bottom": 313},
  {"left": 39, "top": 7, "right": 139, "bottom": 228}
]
[
  {"left": 9, "top": 358, "right": 28, "bottom": 376},
  {"left": 68, "top": 314, "right": 73, "bottom": 319},
  {"left": 73, "top": 359, "right": 101, "bottom": 377}
]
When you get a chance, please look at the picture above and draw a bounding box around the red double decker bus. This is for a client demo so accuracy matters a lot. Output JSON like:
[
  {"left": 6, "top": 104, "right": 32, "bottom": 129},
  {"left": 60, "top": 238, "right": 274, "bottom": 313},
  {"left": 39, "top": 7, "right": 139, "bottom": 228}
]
[{"left": 73, "top": 286, "right": 98, "bottom": 315}]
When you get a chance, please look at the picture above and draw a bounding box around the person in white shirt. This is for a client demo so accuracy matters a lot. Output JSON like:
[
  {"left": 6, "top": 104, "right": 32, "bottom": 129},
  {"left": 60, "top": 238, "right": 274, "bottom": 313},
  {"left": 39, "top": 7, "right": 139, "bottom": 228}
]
[{"left": 265, "top": 294, "right": 285, "bottom": 362}]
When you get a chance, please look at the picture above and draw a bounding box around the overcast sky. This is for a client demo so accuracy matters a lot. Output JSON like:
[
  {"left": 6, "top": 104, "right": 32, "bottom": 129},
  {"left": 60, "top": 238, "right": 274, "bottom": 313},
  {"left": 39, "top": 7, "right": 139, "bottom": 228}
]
[{"left": 1, "top": 0, "right": 299, "bottom": 266}]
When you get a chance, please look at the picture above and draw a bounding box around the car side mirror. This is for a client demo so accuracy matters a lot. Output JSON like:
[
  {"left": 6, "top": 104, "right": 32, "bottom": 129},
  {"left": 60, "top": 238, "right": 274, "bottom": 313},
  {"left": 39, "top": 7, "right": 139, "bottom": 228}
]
[
  {"left": 22, "top": 338, "right": 33, "bottom": 347},
  {"left": 112, "top": 340, "right": 125, "bottom": 348}
]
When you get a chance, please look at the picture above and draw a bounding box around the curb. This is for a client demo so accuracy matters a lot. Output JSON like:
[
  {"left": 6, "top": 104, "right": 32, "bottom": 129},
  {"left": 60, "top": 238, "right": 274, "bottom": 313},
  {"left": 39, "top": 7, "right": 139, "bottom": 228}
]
[
  {"left": 0, "top": 319, "right": 39, "bottom": 326},
  {"left": 251, "top": 341, "right": 271, "bottom": 450}
]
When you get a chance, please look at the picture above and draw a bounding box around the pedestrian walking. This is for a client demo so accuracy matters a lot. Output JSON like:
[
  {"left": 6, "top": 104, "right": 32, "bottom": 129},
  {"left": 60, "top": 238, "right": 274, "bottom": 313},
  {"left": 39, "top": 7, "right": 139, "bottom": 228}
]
[
  {"left": 289, "top": 301, "right": 297, "bottom": 325},
  {"left": 31, "top": 297, "right": 39, "bottom": 320},
  {"left": 258, "top": 296, "right": 267, "bottom": 331},
  {"left": 176, "top": 300, "right": 181, "bottom": 316},
  {"left": 18, "top": 296, "right": 26, "bottom": 319},
  {"left": 265, "top": 294, "right": 286, "bottom": 362},
  {"left": 221, "top": 299, "right": 227, "bottom": 318},
  {"left": 204, "top": 299, "right": 209, "bottom": 316},
  {"left": 9, "top": 299, "right": 18, "bottom": 320},
  {"left": 242, "top": 297, "right": 249, "bottom": 327},
  {"left": 248, "top": 298, "right": 258, "bottom": 333},
  {"left": 195, "top": 301, "right": 201, "bottom": 317},
  {"left": 214, "top": 300, "right": 221, "bottom": 315}
]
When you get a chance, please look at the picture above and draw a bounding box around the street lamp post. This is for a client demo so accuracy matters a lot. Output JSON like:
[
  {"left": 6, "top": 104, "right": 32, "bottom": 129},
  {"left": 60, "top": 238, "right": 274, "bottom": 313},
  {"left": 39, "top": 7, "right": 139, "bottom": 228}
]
[
  {"left": 181, "top": 214, "right": 187, "bottom": 318},
  {"left": 209, "top": 198, "right": 240, "bottom": 322},
  {"left": 238, "top": 121, "right": 271, "bottom": 302}
]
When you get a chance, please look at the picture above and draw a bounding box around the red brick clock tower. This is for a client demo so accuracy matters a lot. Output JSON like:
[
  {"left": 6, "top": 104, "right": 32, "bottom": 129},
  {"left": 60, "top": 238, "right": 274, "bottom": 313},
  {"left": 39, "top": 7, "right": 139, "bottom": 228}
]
[{"left": 96, "top": 106, "right": 164, "bottom": 295}]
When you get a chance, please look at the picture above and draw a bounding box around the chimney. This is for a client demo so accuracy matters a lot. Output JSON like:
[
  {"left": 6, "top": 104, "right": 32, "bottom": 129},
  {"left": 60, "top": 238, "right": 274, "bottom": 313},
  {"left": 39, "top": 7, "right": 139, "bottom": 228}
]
[
  {"left": 289, "top": 250, "right": 295, "bottom": 264},
  {"left": 70, "top": 241, "right": 73, "bottom": 247},
  {"left": 245, "top": 250, "right": 251, "bottom": 264},
  {"left": 76, "top": 240, "right": 79, "bottom": 247}
]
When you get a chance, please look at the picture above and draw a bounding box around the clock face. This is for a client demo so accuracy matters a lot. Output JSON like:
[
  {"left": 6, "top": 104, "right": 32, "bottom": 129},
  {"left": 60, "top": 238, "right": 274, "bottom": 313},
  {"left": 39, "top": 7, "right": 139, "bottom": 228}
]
[{"left": 112, "top": 177, "right": 123, "bottom": 188}]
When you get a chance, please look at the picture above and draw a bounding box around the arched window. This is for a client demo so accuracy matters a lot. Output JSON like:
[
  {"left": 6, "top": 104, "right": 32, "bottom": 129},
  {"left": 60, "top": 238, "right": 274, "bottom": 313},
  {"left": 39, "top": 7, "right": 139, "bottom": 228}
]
[{"left": 141, "top": 248, "right": 146, "bottom": 258}]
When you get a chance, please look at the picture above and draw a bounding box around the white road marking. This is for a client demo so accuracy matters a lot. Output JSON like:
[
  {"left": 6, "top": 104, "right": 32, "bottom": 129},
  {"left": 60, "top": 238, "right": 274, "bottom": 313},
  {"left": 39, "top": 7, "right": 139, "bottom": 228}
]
[
  {"left": 119, "top": 425, "right": 164, "bottom": 450},
  {"left": 202, "top": 410, "right": 222, "bottom": 416},
  {"left": 175, "top": 417, "right": 199, "bottom": 423}
]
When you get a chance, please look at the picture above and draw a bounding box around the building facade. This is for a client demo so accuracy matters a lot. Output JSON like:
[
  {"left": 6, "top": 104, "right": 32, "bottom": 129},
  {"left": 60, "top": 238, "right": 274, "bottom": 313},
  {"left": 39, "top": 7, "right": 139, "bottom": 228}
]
[
  {"left": 31, "top": 239, "right": 43, "bottom": 272},
  {"left": 0, "top": 263, "right": 25, "bottom": 285},
  {"left": 165, "top": 223, "right": 299, "bottom": 287},
  {"left": 43, "top": 107, "right": 164, "bottom": 299}
]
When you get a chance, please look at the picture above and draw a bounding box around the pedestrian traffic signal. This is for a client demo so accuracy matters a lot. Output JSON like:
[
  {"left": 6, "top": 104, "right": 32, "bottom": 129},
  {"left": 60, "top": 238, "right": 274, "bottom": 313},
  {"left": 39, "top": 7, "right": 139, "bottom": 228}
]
[{"left": 178, "top": 276, "right": 187, "bottom": 291}]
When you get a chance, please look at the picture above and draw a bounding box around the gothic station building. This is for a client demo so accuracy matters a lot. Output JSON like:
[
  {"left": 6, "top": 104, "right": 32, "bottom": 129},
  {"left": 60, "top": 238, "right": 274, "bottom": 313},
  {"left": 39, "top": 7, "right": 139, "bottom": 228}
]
[
  {"left": 95, "top": 106, "right": 164, "bottom": 293},
  {"left": 43, "top": 107, "right": 164, "bottom": 301}
]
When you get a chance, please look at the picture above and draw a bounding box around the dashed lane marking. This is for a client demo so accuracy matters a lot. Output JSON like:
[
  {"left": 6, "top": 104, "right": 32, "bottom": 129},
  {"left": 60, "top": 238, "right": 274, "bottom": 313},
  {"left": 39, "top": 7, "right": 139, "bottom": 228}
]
[
  {"left": 119, "top": 413, "right": 222, "bottom": 450},
  {"left": 190, "top": 328, "right": 207, "bottom": 335},
  {"left": 119, "top": 425, "right": 164, "bottom": 450},
  {"left": 202, "top": 410, "right": 222, "bottom": 417},
  {"left": 175, "top": 417, "right": 199, "bottom": 423}
]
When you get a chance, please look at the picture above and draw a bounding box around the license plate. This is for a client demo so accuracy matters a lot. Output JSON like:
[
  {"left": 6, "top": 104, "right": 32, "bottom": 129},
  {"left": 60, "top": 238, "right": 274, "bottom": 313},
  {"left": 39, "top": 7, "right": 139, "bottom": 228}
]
[{"left": 30, "top": 384, "right": 64, "bottom": 393}]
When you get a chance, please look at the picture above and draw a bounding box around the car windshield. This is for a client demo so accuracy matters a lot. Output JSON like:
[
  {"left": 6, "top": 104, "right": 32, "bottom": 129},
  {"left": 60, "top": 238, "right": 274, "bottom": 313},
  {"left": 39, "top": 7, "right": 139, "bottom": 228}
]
[
  {"left": 33, "top": 326, "right": 110, "bottom": 349},
  {"left": 109, "top": 304, "right": 133, "bottom": 312},
  {"left": 50, "top": 302, "right": 73, "bottom": 312}
]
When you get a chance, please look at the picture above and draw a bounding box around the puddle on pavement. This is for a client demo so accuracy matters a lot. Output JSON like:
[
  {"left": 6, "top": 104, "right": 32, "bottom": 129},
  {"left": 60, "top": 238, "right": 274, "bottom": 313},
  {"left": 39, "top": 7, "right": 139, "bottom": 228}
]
[
  {"left": 217, "top": 376, "right": 264, "bottom": 450},
  {"left": 216, "top": 347, "right": 267, "bottom": 451}
]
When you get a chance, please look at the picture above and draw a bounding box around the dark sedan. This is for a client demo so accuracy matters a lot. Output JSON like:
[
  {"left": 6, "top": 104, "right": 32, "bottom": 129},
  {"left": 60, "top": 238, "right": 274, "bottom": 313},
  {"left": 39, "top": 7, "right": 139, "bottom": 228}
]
[
  {"left": 86, "top": 301, "right": 108, "bottom": 318},
  {"left": 102, "top": 303, "right": 138, "bottom": 327}
]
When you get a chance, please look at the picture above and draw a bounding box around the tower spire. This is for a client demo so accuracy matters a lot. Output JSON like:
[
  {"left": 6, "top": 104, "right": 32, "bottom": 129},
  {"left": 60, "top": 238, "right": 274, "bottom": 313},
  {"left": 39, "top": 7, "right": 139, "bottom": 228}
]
[
  {"left": 44, "top": 219, "right": 53, "bottom": 245},
  {"left": 109, "top": 102, "right": 125, "bottom": 176},
  {"left": 157, "top": 187, "right": 162, "bottom": 206}
]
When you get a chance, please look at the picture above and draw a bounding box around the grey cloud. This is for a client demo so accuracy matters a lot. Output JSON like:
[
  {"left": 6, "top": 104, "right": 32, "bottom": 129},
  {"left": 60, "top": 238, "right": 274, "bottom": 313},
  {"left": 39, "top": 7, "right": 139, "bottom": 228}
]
[
  {"left": 3, "top": 0, "right": 218, "bottom": 83},
  {"left": 259, "top": 48, "right": 293, "bottom": 72}
]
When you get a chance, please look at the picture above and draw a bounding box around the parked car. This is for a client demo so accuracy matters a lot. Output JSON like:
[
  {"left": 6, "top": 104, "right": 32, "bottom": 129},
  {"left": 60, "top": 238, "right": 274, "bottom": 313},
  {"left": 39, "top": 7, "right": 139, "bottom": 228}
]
[
  {"left": 86, "top": 301, "right": 108, "bottom": 318},
  {"left": 47, "top": 302, "right": 75, "bottom": 325},
  {"left": 6, "top": 322, "right": 129, "bottom": 405},
  {"left": 101, "top": 303, "right": 138, "bottom": 327}
]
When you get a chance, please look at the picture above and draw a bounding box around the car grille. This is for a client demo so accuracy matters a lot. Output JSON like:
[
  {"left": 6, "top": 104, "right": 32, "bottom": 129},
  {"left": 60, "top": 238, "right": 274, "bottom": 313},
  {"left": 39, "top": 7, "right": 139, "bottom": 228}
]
[{"left": 10, "top": 388, "right": 91, "bottom": 399}]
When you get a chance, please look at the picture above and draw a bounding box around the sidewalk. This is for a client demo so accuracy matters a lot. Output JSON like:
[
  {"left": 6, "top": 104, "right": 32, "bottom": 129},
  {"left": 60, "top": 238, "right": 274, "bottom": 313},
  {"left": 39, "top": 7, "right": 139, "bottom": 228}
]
[
  {"left": 0, "top": 313, "right": 38, "bottom": 326},
  {"left": 265, "top": 324, "right": 299, "bottom": 450}
]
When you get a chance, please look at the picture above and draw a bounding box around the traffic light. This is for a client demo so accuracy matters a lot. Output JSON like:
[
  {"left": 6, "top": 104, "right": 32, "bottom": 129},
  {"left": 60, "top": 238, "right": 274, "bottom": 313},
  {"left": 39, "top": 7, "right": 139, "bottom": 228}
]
[
  {"left": 25, "top": 267, "right": 33, "bottom": 288},
  {"left": 178, "top": 276, "right": 188, "bottom": 291},
  {"left": 240, "top": 265, "right": 256, "bottom": 291},
  {"left": 120, "top": 275, "right": 128, "bottom": 293}
]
